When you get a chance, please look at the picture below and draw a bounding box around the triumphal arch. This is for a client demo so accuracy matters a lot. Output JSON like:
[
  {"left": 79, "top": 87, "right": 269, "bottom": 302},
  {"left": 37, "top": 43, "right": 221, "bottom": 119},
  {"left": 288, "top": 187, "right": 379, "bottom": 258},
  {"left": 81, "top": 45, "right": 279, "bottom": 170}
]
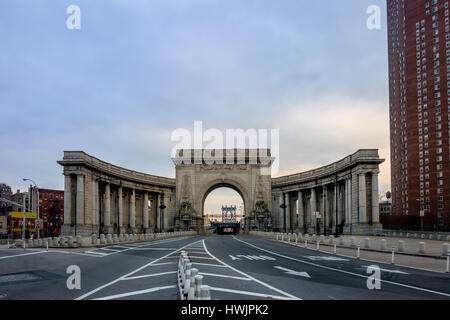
[
  {"left": 173, "top": 149, "right": 273, "bottom": 233},
  {"left": 58, "top": 148, "right": 384, "bottom": 236}
]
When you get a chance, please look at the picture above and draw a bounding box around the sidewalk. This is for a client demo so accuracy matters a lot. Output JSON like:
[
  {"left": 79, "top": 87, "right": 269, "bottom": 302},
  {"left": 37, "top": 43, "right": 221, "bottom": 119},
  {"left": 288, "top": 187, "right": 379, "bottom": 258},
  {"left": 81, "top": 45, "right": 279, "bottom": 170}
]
[{"left": 337, "top": 235, "right": 449, "bottom": 257}]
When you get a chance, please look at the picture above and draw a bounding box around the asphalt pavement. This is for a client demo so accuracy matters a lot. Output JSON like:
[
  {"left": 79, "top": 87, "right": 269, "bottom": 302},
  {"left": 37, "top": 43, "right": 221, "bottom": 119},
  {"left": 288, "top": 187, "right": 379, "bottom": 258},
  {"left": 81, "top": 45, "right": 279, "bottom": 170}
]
[{"left": 0, "top": 234, "right": 449, "bottom": 300}]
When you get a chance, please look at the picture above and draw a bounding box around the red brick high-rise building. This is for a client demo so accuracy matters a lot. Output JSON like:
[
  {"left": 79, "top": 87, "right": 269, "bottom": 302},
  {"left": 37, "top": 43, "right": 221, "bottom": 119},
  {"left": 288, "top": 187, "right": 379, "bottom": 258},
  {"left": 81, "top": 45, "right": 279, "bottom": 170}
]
[{"left": 387, "top": 0, "right": 450, "bottom": 231}]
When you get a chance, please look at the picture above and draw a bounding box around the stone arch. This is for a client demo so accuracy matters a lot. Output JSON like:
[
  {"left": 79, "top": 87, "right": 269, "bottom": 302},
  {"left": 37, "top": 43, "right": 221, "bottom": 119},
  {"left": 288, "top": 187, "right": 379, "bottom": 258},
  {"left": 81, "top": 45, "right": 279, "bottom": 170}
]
[{"left": 199, "top": 178, "right": 249, "bottom": 219}]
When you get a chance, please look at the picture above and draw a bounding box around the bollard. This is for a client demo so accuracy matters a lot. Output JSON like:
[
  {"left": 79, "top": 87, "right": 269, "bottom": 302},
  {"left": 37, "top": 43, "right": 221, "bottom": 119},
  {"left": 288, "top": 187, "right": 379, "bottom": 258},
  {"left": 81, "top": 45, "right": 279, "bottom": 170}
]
[
  {"left": 429, "top": 234, "right": 434, "bottom": 240},
  {"left": 119, "top": 234, "right": 124, "bottom": 242},
  {"left": 350, "top": 237, "right": 356, "bottom": 247},
  {"left": 339, "top": 237, "right": 345, "bottom": 246},
  {"left": 295, "top": 234, "right": 298, "bottom": 245},
  {"left": 182, "top": 263, "right": 192, "bottom": 288},
  {"left": 316, "top": 241, "right": 320, "bottom": 251},
  {"left": 305, "top": 239, "right": 308, "bottom": 248},
  {"left": 419, "top": 242, "right": 426, "bottom": 254},
  {"left": 442, "top": 243, "right": 449, "bottom": 256},
  {"left": 106, "top": 234, "right": 113, "bottom": 244},
  {"left": 46, "top": 240, "right": 48, "bottom": 251},
  {"left": 60, "top": 237, "right": 67, "bottom": 247},
  {"left": 446, "top": 250, "right": 450, "bottom": 274},
  {"left": 380, "top": 239, "right": 387, "bottom": 250},
  {"left": 184, "top": 268, "right": 198, "bottom": 297},
  {"left": 391, "top": 246, "right": 395, "bottom": 264},
  {"left": 364, "top": 238, "right": 370, "bottom": 249},
  {"left": 67, "top": 236, "right": 74, "bottom": 247},
  {"left": 193, "top": 275, "right": 204, "bottom": 300},
  {"left": 357, "top": 242, "right": 361, "bottom": 259},
  {"left": 334, "top": 243, "right": 337, "bottom": 255},
  {"left": 100, "top": 234, "right": 106, "bottom": 244},
  {"left": 113, "top": 234, "right": 119, "bottom": 243},
  {"left": 199, "top": 285, "right": 212, "bottom": 300},
  {"left": 76, "top": 235, "right": 83, "bottom": 247},
  {"left": 398, "top": 240, "right": 405, "bottom": 252},
  {"left": 437, "top": 235, "right": 442, "bottom": 241},
  {"left": 92, "top": 234, "right": 97, "bottom": 245}
]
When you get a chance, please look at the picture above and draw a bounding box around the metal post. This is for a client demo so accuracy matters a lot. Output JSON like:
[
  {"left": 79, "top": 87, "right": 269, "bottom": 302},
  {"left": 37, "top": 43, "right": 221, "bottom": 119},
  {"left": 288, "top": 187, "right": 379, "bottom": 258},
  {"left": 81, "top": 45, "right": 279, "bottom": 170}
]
[
  {"left": 446, "top": 250, "right": 449, "bottom": 274},
  {"left": 334, "top": 243, "right": 337, "bottom": 255},
  {"left": 305, "top": 239, "right": 307, "bottom": 248},
  {"left": 357, "top": 242, "right": 360, "bottom": 259},
  {"left": 391, "top": 245, "right": 395, "bottom": 265},
  {"left": 22, "top": 195, "right": 26, "bottom": 248},
  {"left": 316, "top": 241, "right": 320, "bottom": 251},
  {"left": 36, "top": 188, "right": 40, "bottom": 240}
]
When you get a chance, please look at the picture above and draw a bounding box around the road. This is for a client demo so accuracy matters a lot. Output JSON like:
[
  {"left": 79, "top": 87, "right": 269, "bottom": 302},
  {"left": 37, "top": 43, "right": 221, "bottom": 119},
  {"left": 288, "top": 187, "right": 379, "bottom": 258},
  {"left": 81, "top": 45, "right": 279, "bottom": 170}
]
[{"left": 0, "top": 234, "right": 449, "bottom": 300}]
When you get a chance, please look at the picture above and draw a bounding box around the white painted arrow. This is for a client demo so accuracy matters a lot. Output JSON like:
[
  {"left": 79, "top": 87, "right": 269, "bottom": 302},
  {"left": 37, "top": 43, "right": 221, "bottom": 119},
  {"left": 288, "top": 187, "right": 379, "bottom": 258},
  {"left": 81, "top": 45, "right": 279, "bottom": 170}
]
[{"left": 274, "top": 266, "right": 311, "bottom": 278}]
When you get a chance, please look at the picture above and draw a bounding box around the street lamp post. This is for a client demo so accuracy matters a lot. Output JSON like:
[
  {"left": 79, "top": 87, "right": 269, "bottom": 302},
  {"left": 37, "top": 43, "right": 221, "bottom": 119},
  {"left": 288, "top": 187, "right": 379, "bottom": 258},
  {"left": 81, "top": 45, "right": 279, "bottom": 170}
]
[
  {"left": 280, "top": 203, "right": 287, "bottom": 233},
  {"left": 23, "top": 178, "right": 39, "bottom": 240}
]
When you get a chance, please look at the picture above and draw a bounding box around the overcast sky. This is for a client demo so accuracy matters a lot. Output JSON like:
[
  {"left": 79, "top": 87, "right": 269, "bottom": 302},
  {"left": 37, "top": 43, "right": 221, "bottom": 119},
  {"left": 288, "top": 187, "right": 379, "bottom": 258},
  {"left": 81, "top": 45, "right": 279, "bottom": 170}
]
[{"left": 0, "top": 0, "right": 390, "bottom": 212}]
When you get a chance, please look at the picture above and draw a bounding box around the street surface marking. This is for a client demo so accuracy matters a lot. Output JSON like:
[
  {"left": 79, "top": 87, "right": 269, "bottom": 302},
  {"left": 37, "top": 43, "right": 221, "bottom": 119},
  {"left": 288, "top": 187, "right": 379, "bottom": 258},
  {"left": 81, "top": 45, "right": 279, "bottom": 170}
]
[
  {"left": 93, "top": 285, "right": 176, "bottom": 300},
  {"left": 152, "top": 262, "right": 177, "bottom": 267},
  {"left": 361, "top": 266, "right": 409, "bottom": 275},
  {"left": 122, "top": 271, "right": 177, "bottom": 281},
  {"left": 208, "top": 287, "right": 293, "bottom": 300},
  {"left": 198, "top": 272, "right": 251, "bottom": 281},
  {"left": 75, "top": 239, "right": 203, "bottom": 300},
  {"left": 274, "top": 266, "right": 311, "bottom": 278},
  {"left": 233, "top": 236, "right": 450, "bottom": 297},
  {"left": 0, "top": 251, "right": 46, "bottom": 260},
  {"left": 305, "top": 256, "right": 349, "bottom": 262},
  {"left": 191, "top": 262, "right": 228, "bottom": 268},
  {"left": 202, "top": 240, "right": 299, "bottom": 300}
]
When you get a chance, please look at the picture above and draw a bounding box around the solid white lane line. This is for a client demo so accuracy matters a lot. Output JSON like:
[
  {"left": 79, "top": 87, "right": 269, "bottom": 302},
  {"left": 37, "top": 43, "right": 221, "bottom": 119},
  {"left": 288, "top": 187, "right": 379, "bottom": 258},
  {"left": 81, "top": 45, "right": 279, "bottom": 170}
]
[
  {"left": 75, "top": 240, "right": 202, "bottom": 300},
  {"left": 151, "top": 262, "right": 177, "bottom": 267},
  {"left": 47, "top": 250, "right": 102, "bottom": 258},
  {"left": 93, "top": 285, "right": 177, "bottom": 300},
  {"left": 185, "top": 256, "right": 215, "bottom": 260},
  {"left": 95, "top": 248, "right": 122, "bottom": 252},
  {"left": 234, "top": 236, "right": 450, "bottom": 298},
  {"left": 199, "top": 272, "right": 251, "bottom": 281},
  {"left": 0, "top": 251, "right": 46, "bottom": 260},
  {"left": 122, "top": 271, "right": 177, "bottom": 281},
  {"left": 208, "top": 287, "right": 292, "bottom": 300},
  {"left": 129, "top": 248, "right": 177, "bottom": 251},
  {"left": 85, "top": 251, "right": 108, "bottom": 256},
  {"left": 202, "top": 240, "right": 299, "bottom": 300},
  {"left": 191, "top": 262, "right": 228, "bottom": 268}
]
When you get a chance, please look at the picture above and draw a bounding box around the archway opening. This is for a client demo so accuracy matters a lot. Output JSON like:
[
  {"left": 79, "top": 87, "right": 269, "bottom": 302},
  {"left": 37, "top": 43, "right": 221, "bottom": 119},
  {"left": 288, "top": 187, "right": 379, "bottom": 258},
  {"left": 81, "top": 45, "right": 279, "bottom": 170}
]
[{"left": 203, "top": 186, "right": 244, "bottom": 234}]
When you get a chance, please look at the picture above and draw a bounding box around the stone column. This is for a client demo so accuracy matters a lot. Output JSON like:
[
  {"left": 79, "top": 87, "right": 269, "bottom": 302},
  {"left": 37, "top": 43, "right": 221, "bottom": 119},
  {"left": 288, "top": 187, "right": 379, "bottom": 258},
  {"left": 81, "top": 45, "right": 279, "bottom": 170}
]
[
  {"left": 143, "top": 191, "right": 149, "bottom": 230},
  {"left": 322, "top": 186, "right": 327, "bottom": 232},
  {"left": 297, "top": 191, "right": 304, "bottom": 229},
  {"left": 118, "top": 187, "right": 123, "bottom": 232},
  {"left": 76, "top": 175, "right": 84, "bottom": 226},
  {"left": 278, "top": 195, "right": 284, "bottom": 231},
  {"left": 130, "top": 189, "right": 136, "bottom": 230},
  {"left": 104, "top": 183, "right": 111, "bottom": 230},
  {"left": 285, "top": 193, "right": 291, "bottom": 231},
  {"left": 150, "top": 196, "right": 156, "bottom": 231},
  {"left": 371, "top": 171, "right": 380, "bottom": 223},
  {"left": 310, "top": 188, "right": 317, "bottom": 222},
  {"left": 63, "top": 175, "right": 72, "bottom": 234},
  {"left": 156, "top": 193, "right": 161, "bottom": 232},
  {"left": 359, "top": 173, "right": 367, "bottom": 223},
  {"left": 337, "top": 183, "right": 343, "bottom": 226},
  {"left": 91, "top": 180, "right": 98, "bottom": 229},
  {"left": 345, "top": 178, "right": 351, "bottom": 225}
]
